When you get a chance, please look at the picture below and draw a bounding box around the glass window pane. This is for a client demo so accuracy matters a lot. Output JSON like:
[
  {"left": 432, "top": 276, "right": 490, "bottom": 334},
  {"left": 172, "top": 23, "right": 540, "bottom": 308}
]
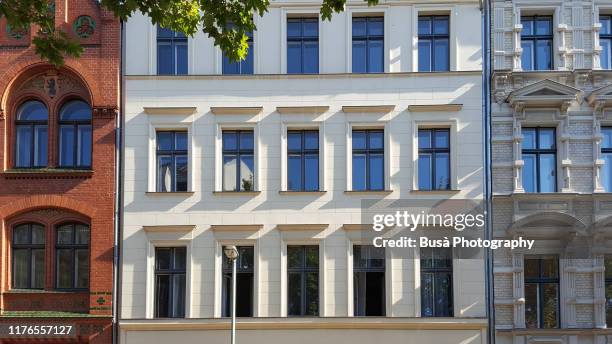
[
  {"left": 369, "top": 153, "right": 384, "bottom": 190},
  {"left": 287, "top": 155, "right": 302, "bottom": 191},
  {"left": 524, "top": 283, "right": 538, "bottom": 328},
  {"left": 367, "top": 39, "right": 384, "bottom": 73},
  {"left": 419, "top": 153, "right": 433, "bottom": 190},
  {"left": 539, "top": 154, "right": 556, "bottom": 192},
  {"left": 434, "top": 130, "right": 449, "bottom": 148},
  {"left": 535, "top": 39, "right": 552, "bottom": 70},
  {"left": 352, "top": 40, "right": 367, "bottom": 73},
  {"left": 175, "top": 156, "right": 188, "bottom": 192},
  {"left": 223, "top": 132, "right": 237, "bottom": 150},
  {"left": 370, "top": 246, "right": 385, "bottom": 268},
  {"left": 538, "top": 129, "right": 555, "bottom": 149},
  {"left": 223, "top": 155, "right": 237, "bottom": 191},
  {"left": 34, "top": 125, "right": 47, "bottom": 167},
  {"left": 521, "top": 40, "right": 534, "bottom": 71},
  {"left": 304, "top": 131, "right": 318, "bottom": 150},
  {"left": 243, "top": 45, "right": 254, "bottom": 74},
  {"left": 172, "top": 274, "right": 186, "bottom": 317},
  {"left": 158, "top": 156, "right": 173, "bottom": 192},
  {"left": 368, "top": 18, "right": 383, "bottom": 36},
  {"left": 303, "top": 19, "right": 318, "bottom": 37},
  {"left": 434, "top": 272, "right": 452, "bottom": 316},
  {"left": 303, "top": 41, "right": 319, "bottom": 73},
  {"left": 238, "top": 246, "right": 254, "bottom": 270},
  {"left": 603, "top": 153, "right": 612, "bottom": 192},
  {"left": 32, "top": 249, "right": 45, "bottom": 288},
  {"left": 602, "top": 16, "right": 611, "bottom": 35},
  {"left": 76, "top": 224, "right": 89, "bottom": 244},
  {"left": 603, "top": 39, "right": 612, "bottom": 70},
  {"left": 288, "top": 272, "right": 302, "bottom": 315},
  {"left": 418, "top": 40, "right": 432, "bottom": 72},
  {"left": 287, "top": 132, "right": 302, "bottom": 151},
  {"left": 240, "top": 131, "right": 254, "bottom": 150},
  {"left": 76, "top": 249, "right": 89, "bottom": 288},
  {"left": 352, "top": 154, "right": 366, "bottom": 191},
  {"left": 16, "top": 125, "right": 33, "bottom": 167},
  {"left": 17, "top": 101, "right": 48, "bottom": 121},
  {"left": 157, "top": 132, "right": 173, "bottom": 151},
  {"left": 157, "top": 42, "right": 173, "bottom": 75},
  {"left": 304, "top": 155, "right": 319, "bottom": 191},
  {"left": 418, "top": 17, "right": 431, "bottom": 35},
  {"left": 433, "top": 39, "right": 449, "bottom": 71},
  {"left": 13, "top": 249, "right": 29, "bottom": 288},
  {"left": 305, "top": 271, "right": 319, "bottom": 315},
  {"left": 287, "top": 20, "right": 301, "bottom": 37},
  {"left": 421, "top": 272, "right": 434, "bottom": 316},
  {"left": 240, "top": 155, "right": 254, "bottom": 191},
  {"left": 305, "top": 246, "right": 319, "bottom": 268},
  {"left": 419, "top": 130, "right": 432, "bottom": 149},
  {"left": 521, "top": 18, "right": 534, "bottom": 36},
  {"left": 222, "top": 55, "right": 240, "bottom": 74},
  {"left": 541, "top": 258, "right": 558, "bottom": 278},
  {"left": 352, "top": 18, "right": 366, "bottom": 36},
  {"left": 287, "top": 41, "right": 302, "bottom": 74},
  {"left": 524, "top": 258, "right": 539, "bottom": 278},
  {"left": 434, "top": 152, "right": 450, "bottom": 190},
  {"left": 31, "top": 225, "right": 45, "bottom": 244},
  {"left": 522, "top": 128, "right": 536, "bottom": 149},
  {"left": 57, "top": 249, "right": 73, "bottom": 288},
  {"left": 535, "top": 18, "right": 552, "bottom": 35},
  {"left": 176, "top": 43, "right": 188, "bottom": 75},
  {"left": 57, "top": 225, "right": 73, "bottom": 244},
  {"left": 369, "top": 131, "right": 384, "bottom": 149},
  {"left": 352, "top": 131, "right": 366, "bottom": 150},
  {"left": 174, "top": 247, "right": 187, "bottom": 270},
  {"left": 60, "top": 101, "right": 91, "bottom": 120},
  {"left": 433, "top": 17, "right": 449, "bottom": 34},
  {"left": 542, "top": 283, "right": 559, "bottom": 328},
  {"left": 13, "top": 225, "right": 30, "bottom": 244},
  {"left": 288, "top": 246, "right": 302, "bottom": 268},
  {"left": 522, "top": 154, "right": 536, "bottom": 193},
  {"left": 156, "top": 248, "right": 171, "bottom": 270},
  {"left": 175, "top": 132, "right": 188, "bottom": 151},
  {"left": 606, "top": 283, "right": 612, "bottom": 326},
  {"left": 77, "top": 125, "right": 92, "bottom": 167},
  {"left": 155, "top": 274, "right": 170, "bottom": 317}
]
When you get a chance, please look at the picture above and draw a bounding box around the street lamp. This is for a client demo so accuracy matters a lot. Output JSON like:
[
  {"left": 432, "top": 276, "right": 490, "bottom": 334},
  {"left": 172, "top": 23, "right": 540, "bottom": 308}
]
[{"left": 223, "top": 245, "right": 239, "bottom": 344}]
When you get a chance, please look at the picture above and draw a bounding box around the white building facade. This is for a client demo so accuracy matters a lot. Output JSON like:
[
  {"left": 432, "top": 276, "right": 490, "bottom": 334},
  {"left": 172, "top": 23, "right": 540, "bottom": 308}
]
[
  {"left": 120, "top": 1, "right": 487, "bottom": 343},
  {"left": 491, "top": 0, "right": 612, "bottom": 343}
]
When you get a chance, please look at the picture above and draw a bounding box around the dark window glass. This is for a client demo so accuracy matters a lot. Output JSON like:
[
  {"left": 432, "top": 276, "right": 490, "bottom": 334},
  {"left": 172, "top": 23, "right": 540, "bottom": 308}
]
[
  {"left": 418, "top": 16, "right": 449, "bottom": 72},
  {"left": 524, "top": 257, "right": 559, "bottom": 329},
  {"left": 353, "top": 245, "right": 385, "bottom": 316},
  {"left": 287, "top": 245, "right": 319, "bottom": 316},
  {"left": 12, "top": 223, "right": 45, "bottom": 289},
  {"left": 59, "top": 100, "right": 92, "bottom": 168},
  {"left": 223, "top": 23, "right": 254, "bottom": 75},
  {"left": 606, "top": 257, "right": 612, "bottom": 327},
  {"left": 55, "top": 223, "right": 89, "bottom": 289},
  {"left": 222, "top": 131, "right": 254, "bottom": 191},
  {"left": 418, "top": 129, "right": 450, "bottom": 190},
  {"left": 352, "top": 130, "right": 384, "bottom": 191},
  {"left": 352, "top": 17, "right": 384, "bottom": 73},
  {"left": 155, "top": 247, "right": 186, "bottom": 318},
  {"left": 222, "top": 246, "right": 254, "bottom": 317},
  {"left": 15, "top": 100, "right": 48, "bottom": 168},
  {"left": 287, "top": 130, "right": 319, "bottom": 191},
  {"left": 522, "top": 128, "right": 556, "bottom": 192},
  {"left": 521, "top": 16, "right": 553, "bottom": 71},
  {"left": 287, "top": 18, "right": 319, "bottom": 74},
  {"left": 420, "top": 248, "right": 453, "bottom": 317},
  {"left": 602, "top": 128, "right": 612, "bottom": 192},
  {"left": 157, "top": 26, "right": 188, "bottom": 75},
  {"left": 602, "top": 16, "right": 612, "bottom": 69},
  {"left": 157, "top": 131, "right": 188, "bottom": 192}
]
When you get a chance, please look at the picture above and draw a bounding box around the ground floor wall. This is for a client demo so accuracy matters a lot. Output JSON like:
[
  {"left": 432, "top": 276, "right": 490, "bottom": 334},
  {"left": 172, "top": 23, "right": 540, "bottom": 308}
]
[{"left": 0, "top": 316, "right": 112, "bottom": 343}]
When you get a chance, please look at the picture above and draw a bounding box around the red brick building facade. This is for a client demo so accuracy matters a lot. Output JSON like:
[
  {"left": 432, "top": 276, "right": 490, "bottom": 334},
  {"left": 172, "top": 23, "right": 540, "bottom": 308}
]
[{"left": 0, "top": 1, "right": 119, "bottom": 343}]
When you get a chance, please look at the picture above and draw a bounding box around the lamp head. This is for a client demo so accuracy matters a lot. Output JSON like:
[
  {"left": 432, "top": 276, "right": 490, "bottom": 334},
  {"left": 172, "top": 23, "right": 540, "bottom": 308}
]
[{"left": 224, "top": 245, "right": 239, "bottom": 261}]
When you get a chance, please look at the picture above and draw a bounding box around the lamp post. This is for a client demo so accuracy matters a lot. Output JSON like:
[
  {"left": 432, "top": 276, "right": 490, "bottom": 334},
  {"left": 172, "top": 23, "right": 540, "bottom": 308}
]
[{"left": 223, "top": 245, "right": 239, "bottom": 344}]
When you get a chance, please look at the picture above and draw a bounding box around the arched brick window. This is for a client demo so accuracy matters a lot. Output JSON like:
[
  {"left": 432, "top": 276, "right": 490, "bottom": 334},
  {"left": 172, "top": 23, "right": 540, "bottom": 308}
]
[
  {"left": 12, "top": 223, "right": 45, "bottom": 289},
  {"left": 14, "top": 100, "right": 48, "bottom": 168},
  {"left": 58, "top": 100, "right": 92, "bottom": 168},
  {"left": 56, "top": 223, "right": 90, "bottom": 289}
]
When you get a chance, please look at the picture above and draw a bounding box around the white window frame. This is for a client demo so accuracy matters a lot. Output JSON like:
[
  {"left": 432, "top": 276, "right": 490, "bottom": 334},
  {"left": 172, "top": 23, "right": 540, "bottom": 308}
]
[
  {"left": 412, "top": 5, "right": 457, "bottom": 72},
  {"left": 281, "top": 121, "right": 325, "bottom": 192},
  {"left": 215, "top": 122, "right": 260, "bottom": 192},
  {"left": 346, "top": 7, "right": 390, "bottom": 73},
  {"left": 213, "top": 238, "right": 259, "bottom": 318},
  {"left": 412, "top": 119, "right": 458, "bottom": 191},
  {"left": 280, "top": 9, "right": 324, "bottom": 74},
  {"left": 280, "top": 236, "right": 325, "bottom": 317},
  {"left": 147, "top": 117, "right": 195, "bottom": 193},
  {"left": 346, "top": 236, "right": 392, "bottom": 317},
  {"left": 144, "top": 230, "right": 194, "bottom": 319},
  {"left": 346, "top": 121, "right": 391, "bottom": 191}
]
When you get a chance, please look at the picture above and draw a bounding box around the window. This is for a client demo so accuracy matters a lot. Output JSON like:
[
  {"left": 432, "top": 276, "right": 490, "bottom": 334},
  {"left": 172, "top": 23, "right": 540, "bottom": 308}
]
[
  {"left": 287, "top": 18, "right": 319, "bottom": 74},
  {"left": 352, "top": 17, "right": 384, "bottom": 73},
  {"left": 157, "top": 26, "right": 187, "bottom": 75},
  {"left": 222, "top": 246, "right": 254, "bottom": 317},
  {"left": 222, "top": 130, "right": 254, "bottom": 191},
  {"left": 58, "top": 100, "right": 92, "bottom": 168},
  {"left": 287, "top": 130, "right": 319, "bottom": 191},
  {"left": 156, "top": 131, "right": 188, "bottom": 192},
  {"left": 522, "top": 128, "right": 556, "bottom": 192},
  {"left": 418, "top": 129, "right": 450, "bottom": 190},
  {"left": 12, "top": 223, "right": 45, "bottom": 289},
  {"left": 521, "top": 16, "right": 553, "bottom": 71},
  {"left": 223, "top": 26, "right": 253, "bottom": 75},
  {"left": 154, "top": 247, "right": 186, "bottom": 318},
  {"left": 420, "top": 248, "right": 453, "bottom": 317},
  {"left": 352, "top": 129, "right": 384, "bottom": 191},
  {"left": 601, "top": 16, "right": 612, "bottom": 69},
  {"left": 602, "top": 128, "right": 612, "bottom": 192},
  {"left": 606, "top": 257, "right": 612, "bottom": 327},
  {"left": 353, "top": 245, "right": 385, "bottom": 316},
  {"left": 524, "top": 257, "right": 559, "bottom": 329},
  {"left": 418, "top": 16, "right": 450, "bottom": 72},
  {"left": 56, "top": 223, "right": 89, "bottom": 289},
  {"left": 287, "top": 245, "right": 319, "bottom": 316},
  {"left": 15, "top": 100, "right": 48, "bottom": 168}
]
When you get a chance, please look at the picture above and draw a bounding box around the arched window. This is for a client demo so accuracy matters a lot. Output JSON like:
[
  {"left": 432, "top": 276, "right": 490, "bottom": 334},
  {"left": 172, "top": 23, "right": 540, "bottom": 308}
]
[
  {"left": 15, "top": 101, "right": 48, "bottom": 168},
  {"left": 56, "top": 223, "right": 90, "bottom": 289},
  {"left": 59, "top": 100, "right": 92, "bottom": 168},
  {"left": 12, "top": 223, "right": 45, "bottom": 289}
]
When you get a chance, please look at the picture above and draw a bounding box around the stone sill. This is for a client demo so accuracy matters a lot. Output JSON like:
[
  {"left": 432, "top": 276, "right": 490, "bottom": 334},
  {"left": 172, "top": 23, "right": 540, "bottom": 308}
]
[
  {"left": 2, "top": 169, "right": 93, "bottom": 179},
  {"left": 410, "top": 189, "right": 461, "bottom": 194},
  {"left": 344, "top": 190, "right": 393, "bottom": 195},
  {"left": 213, "top": 191, "right": 261, "bottom": 196},
  {"left": 145, "top": 192, "right": 194, "bottom": 196},
  {"left": 279, "top": 191, "right": 327, "bottom": 195}
]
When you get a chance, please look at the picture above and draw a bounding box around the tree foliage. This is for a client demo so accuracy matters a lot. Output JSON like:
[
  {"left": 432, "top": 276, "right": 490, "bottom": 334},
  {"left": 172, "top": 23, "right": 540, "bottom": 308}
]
[{"left": 0, "top": 0, "right": 379, "bottom": 66}]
